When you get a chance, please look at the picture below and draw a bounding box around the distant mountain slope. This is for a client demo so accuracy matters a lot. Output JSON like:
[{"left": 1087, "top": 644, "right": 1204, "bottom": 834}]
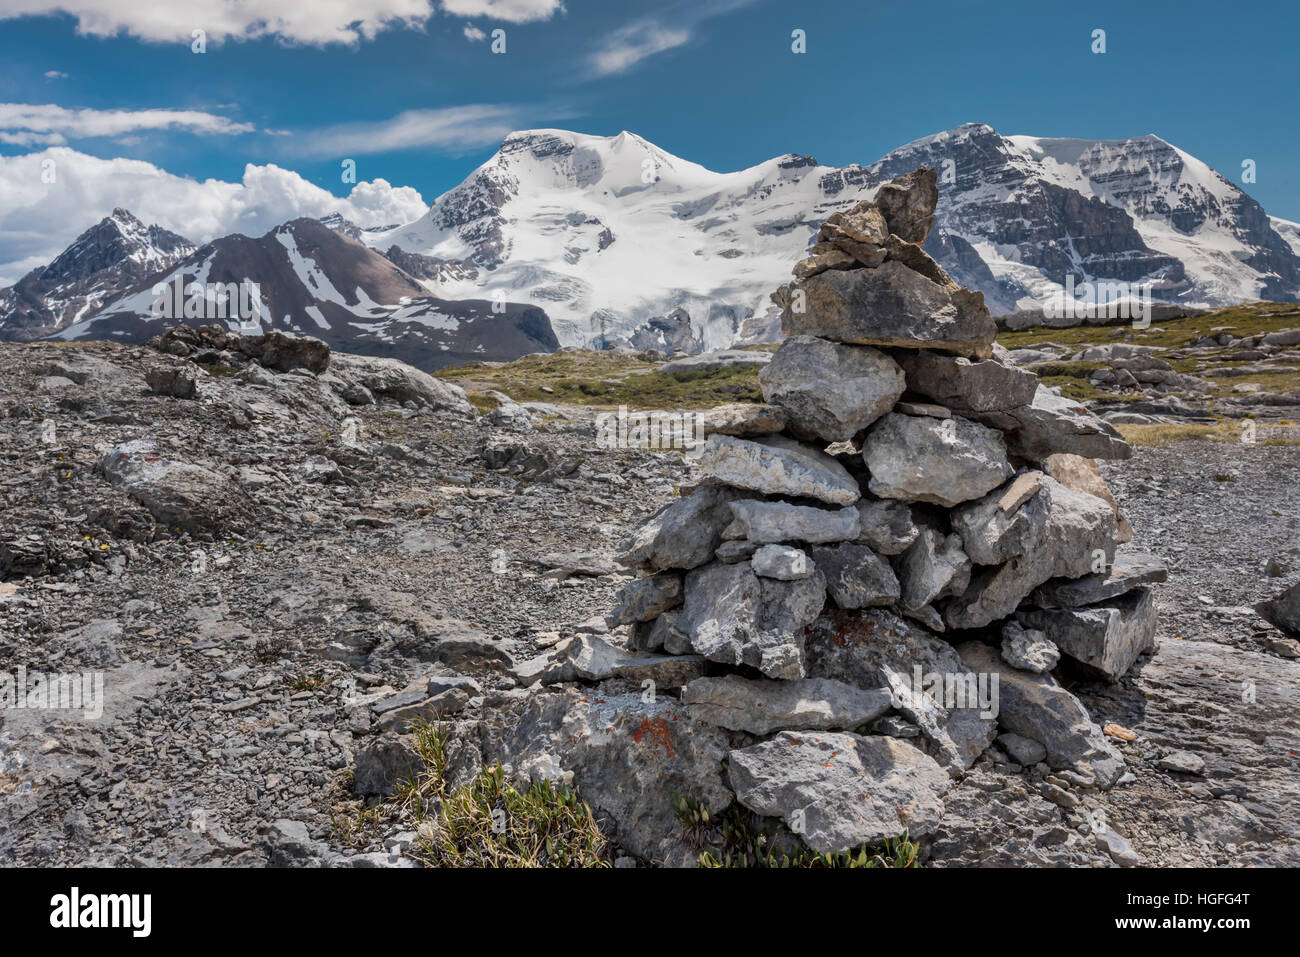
[
  {"left": 49, "top": 217, "right": 559, "bottom": 371},
  {"left": 366, "top": 125, "right": 1300, "bottom": 347},
  {"left": 0, "top": 209, "right": 195, "bottom": 341}
]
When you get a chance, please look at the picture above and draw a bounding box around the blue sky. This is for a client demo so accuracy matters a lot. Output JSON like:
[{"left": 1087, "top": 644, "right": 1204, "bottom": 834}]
[{"left": 1, "top": 0, "right": 1298, "bottom": 222}]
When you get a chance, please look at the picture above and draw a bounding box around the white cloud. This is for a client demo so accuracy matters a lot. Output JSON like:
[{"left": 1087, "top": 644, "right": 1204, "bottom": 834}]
[
  {"left": 0, "top": 0, "right": 564, "bottom": 45},
  {"left": 588, "top": 1, "right": 756, "bottom": 77},
  {"left": 462, "top": 23, "right": 486, "bottom": 41},
  {"left": 292, "top": 104, "right": 546, "bottom": 157},
  {"left": 439, "top": 0, "right": 563, "bottom": 23},
  {"left": 0, "top": 0, "right": 437, "bottom": 46},
  {"left": 589, "top": 22, "right": 690, "bottom": 76},
  {"left": 0, "top": 102, "right": 254, "bottom": 146},
  {"left": 43, "top": 70, "right": 68, "bottom": 79},
  {"left": 0, "top": 148, "right": 429, "bottom": 284}
]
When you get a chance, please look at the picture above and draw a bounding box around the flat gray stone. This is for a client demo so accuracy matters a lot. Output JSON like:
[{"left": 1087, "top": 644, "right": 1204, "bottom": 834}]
[
  {"left": 700, "top": 433, "right": 861, "bottom": 506},
  {"left": 854, "top": 498, "right": 918, "bottom": 555},
  {"left": 616, "top": 483, "right": 745, "bottom": 572},
  {"left": 1000, "top": 621, "right": 1060, "bottom": 674},
  {"left": 606, "top": 571, "right": 683, "bottom": 626},
  {"left": 1031, "top": 551, "right": 1168, "bottom": 608},
  {"left": 1018, "top": 587, "right": 1159, "bottom": 681},
  {"left": 900, "top": 350, "right": 1039, "bottom": 413},
  {"left": 728, "top": 732, "right": 951, "bottom": 853},
  {"left": 759, "top": 336, "right": 905, "bottom": 442},
  {"left": 750, "top": 544, "right": 814, "bottom": 580},
  {"left": 863, "top": 412, "right": 1013, "bottom": 507},
  {"left": 809, "top": 542, "right": 900, "bottom": 609},
  {"left": 682, "top": 675, "right": 891, "bottom": 735},
  {"left": 967, "top": 385, "right": 1132, "bottom": 462},
  {"left": 726, "top": 499, "right": 860, "bottom": 545},
  {"left": 957, "top": 641, "right": 1125, "bottom": 787}
]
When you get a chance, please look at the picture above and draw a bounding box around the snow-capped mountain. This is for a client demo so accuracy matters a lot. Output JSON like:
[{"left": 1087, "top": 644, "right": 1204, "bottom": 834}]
[
  {"left": 364, "top": 125, "right": 1300, "bottom": 347},
  {"left": 50, "top": 217, "right": 559, "bottom": 371},
  {"left": 0, "top": 209, "right": 195, "bottom": 341}
]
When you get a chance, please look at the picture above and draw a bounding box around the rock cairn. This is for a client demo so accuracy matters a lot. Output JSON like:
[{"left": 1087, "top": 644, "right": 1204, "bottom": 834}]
[{"left": 605, "top": 167, "right": 1168, "bottom": 855}]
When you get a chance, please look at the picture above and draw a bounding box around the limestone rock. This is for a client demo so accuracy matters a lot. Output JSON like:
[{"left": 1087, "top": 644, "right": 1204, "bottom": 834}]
[
  {"left": 1031, "top": 551, "right": 1168, "bottom": 608},
  {"left": 99, "top": 439, "right": 250, "bottom": 535},
  {"left": 862, "top": 412, "right": 1013, "bottom": 507},
  {"left": 957, "top": 641, "right": 1125, "bottom": 787},
  {"left": 682, "top": 676, "right": 891, "bottom": 735},
  {"left": 899, "top": 350, "right": 1039, "bottom": 413},
  {"left": 968, "top": 386, "right": 1131, "bottom": 462},
  {"left": 873, "top": 166, "right": 939, "bottom": 244},
  {"left": 750, "top": 544, "right": 814, "bottom": 580},
  {"left": 810, "top": 542, "right": 901, "bottom": 609},
  {"left": 700, "top": 433, "right": 861, "bottom": 506},
  {"left": 897, "top": 523, "right": 971, "bottom": 614},
  {"left": 682, "top": 561, "right": 826, "bottom": 679},
  {"left": 854, "top": 498, "right": 919, "bottom": 555},
  {"left": 1000, "top": 621, "right": 1060, "bottom": 674},
  {"left": 1019, "top": 587, "right": 1159, "bottom": 680},
  {"left": 728, "top": 732, "right": 950, "bottom": 853},
  {"left": 698, "top": 403, "right": 787, "bottom": 437},
  {"left": 1255, "top": 576, "right": 1300, "bottom": 635},
  {"left": 781, "top": 261, "right": 996, "bottom": 360},
  {"left": 726, "top": 499, "right": 860, "bottom": 545},
  {"left": 759, "top": 336, "right": 905, "bottom": 442},
  {"left": 805, "top": 608, "right": 998, "bottom": 772},
  {"left": 616, "top": 483, "right": 745, "bottom": 572},
  {"left": 606, "top": 571, "right": 683, "bottom": 626}
]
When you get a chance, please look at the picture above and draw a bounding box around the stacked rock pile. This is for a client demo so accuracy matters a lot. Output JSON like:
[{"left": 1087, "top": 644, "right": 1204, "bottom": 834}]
[{"left": 604, "top": 167, "right": 1168, "bottom": 854}]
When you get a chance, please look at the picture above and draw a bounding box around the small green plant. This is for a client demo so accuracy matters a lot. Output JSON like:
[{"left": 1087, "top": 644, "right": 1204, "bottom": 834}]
[
  {"left": 673, "top": 795, "right": 921, "bottom": 868},
  {"left": 404, "top": 721, "right": 609, "bottom": 868}
]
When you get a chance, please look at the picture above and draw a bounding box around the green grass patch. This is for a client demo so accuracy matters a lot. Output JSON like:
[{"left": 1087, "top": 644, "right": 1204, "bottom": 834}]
[
  {"left": 402, "top": 722, "right": 609, "bottom": 868},
  {"left": 438, "top": 349, "right": 763, "bottom": 410},
  {"left": 997, "top": 301, "right": 1300, "bottom": 352},
  {"left": 674, "top": 795, "right": 921, "bottom": 868}
]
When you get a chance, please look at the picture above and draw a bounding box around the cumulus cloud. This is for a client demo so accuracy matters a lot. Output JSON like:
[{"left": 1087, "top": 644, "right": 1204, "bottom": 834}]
[
  {"left": 292, "top": 103, "right": 551, "bottom": 157},
  {"left": 0, "top": 102, "right": 254, "bottom": 146},
  {"left": 43, "top": 70, "right": 68, "bottom": 79},
  {"left": 0, "top": 0, "right": 564, "bottom": 45},
  {"left": 0, "top": 148, "right": 429, "bottom": 284},
  {"left": 462, "top": 24, "right": 486, "bottom": 41}
]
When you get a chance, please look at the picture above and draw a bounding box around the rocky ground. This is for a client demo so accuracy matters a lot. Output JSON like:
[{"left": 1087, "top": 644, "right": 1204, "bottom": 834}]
[{"left": 1, "top": 329, "right": 1298, "bottom": 867}]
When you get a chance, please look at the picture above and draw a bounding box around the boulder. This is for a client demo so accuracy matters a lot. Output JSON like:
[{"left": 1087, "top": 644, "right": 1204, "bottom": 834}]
[
  {"left": 862, "top": 412, "right": 1013, "bottom": 507},
  {"left": 699, "top": 433, "right": 861, "bottom": 506},
  {"left": 329, "top": 352, "right": 473, "bottom": 414},
  {"left": 873, "top": 166, "right": 939, "bottom": 245},
  {"left": 241, "top": 330, "right": 331, "bottom": 373},
  {"left": 750, "top": 544, "right": 815, "bottom": 580},
  {"left": 805, "top": 608, "right": 998, "bottom": 772},
  {"left": 758, "top": 336, "right": 905, "bottom": 442},
  {"left": 728, "top": 732, "right": 950, "bottom": 853},
  {"left": 725, "top": 499, "right": 860, "bottom": 545},
  {"left": 698, "top": 403, "right": 787, "bottom": 437},
  {"left": 145, "top": 365, "right": 200, "bottom": 399},
  {"left": 899, "top": 350, "right": 1039, "bottom": 413},
  {"left": 1030, "top": 551, "right": 1168, "bottom": 608},
  {"left": 1000, "top": 621, "right": 1060, "bottom": 674},
  {"left": 682, "top": 676, "right": 891, "bottom": 735},
  {"left": 956, "top": 641, "right": 1125, "bottom": 787},
  {"left": 616, "top": 483, "right": 745, "bottom": 572},
  {"left": 1019, "top": 587, "right": 1159, "bottom": 680},
  {"left": 481, "top": 689, "right": 733, "bottom": 864},
  {"left": 1256, "top": 577, "right": 1300, "bottom": 635},
  {"left": 606, "top": 571, "right": 683, "bottom": 625},
  {"left": 354, "top": 736, "right": 422, "bottom": 797},
  {"left": 781, "top": 261, "right": 996, "bottom": 360},
  {"left": 968, "top": 386, "right": 1131, "bottom": 461},
  {"left": 809, "top": 542, "right": 901, "bottom": 609},
  {"left": 681, "top": 561, "right": 826, "bottom": 679},
  {"left": 661, "top": 350, "right": 771, "bottom": 376},
  {"left": 897, "top": 523, "right": 971, "bottom": 614},
  {"left": 99, "top": 439, "right": 250, "bottom": 535},
  {"left": 945, "top": 475, "right": 1118, "bottom": 630},
  {"left": 854, "top": 498, "right": 919, "bottom": 555}
]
